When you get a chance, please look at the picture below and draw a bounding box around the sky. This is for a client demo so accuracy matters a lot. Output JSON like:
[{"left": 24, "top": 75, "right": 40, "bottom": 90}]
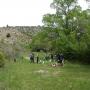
[{"left": 0, "top": 0, "right": 88, "bottom": 27}]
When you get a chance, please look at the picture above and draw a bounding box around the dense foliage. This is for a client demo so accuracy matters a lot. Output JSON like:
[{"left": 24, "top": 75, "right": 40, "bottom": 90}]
[{"left": 31, "top": 0, "right": 90, "bottom": 63}]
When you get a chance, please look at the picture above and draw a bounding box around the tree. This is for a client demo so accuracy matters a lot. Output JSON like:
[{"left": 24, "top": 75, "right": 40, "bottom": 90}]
[
  {"left": 86, "top": 0, "right": 90, "bottom": 8},
  {"left": 31, "top": 0, "right": 90, "bottom": 62},
  {"left": 50, "top": 0, "right": 78, "bottom": 29}
]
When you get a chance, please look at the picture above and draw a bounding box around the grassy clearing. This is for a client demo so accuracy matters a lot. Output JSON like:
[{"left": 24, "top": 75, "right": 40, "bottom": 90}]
[{"left": 0, "top": 60, "right": 90, "bottom": 90}]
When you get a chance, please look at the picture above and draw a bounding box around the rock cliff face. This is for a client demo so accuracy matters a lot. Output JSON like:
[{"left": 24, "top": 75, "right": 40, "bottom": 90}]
[
  {"left": 0, "top": 26, "right": 41, "bottom": 44},
  {"left": 15, "top": 26, "right": 41, "bottom": 36},
  {"left": 0, "top": 26, "right": 41, "bottom": 59}
]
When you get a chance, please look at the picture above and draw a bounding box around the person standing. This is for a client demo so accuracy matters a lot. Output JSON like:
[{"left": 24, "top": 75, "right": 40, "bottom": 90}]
[
  {"left": 57, "top": 53, "right": 61, "bottom": 64},
  {"left": 50, "top": 53, "right": 54, "bottom": 62},
  {"left": 32, "top": 53, "right": 34, "bottom": 63},
  {"left": 36, "top": 54, "right": 39, "bottom": 64},
  {"left": 29, "top": 53, "right": 34, "bottom": 63},
  {"left": 60, "top": 53, "right": 64, "bottom": 66}
]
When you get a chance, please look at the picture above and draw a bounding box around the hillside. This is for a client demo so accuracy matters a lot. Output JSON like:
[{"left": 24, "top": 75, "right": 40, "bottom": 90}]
[
  {"left": 0, "top": 26, "right": 41, "bottom": 59},
  {"left": 0, "top": 26, "right": 41, "bottom": 44}
]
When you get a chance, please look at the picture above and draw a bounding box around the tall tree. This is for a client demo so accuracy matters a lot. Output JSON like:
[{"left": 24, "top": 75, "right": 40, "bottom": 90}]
[{"left": 31, "top": 0, "right": 90, "bottom": 62}]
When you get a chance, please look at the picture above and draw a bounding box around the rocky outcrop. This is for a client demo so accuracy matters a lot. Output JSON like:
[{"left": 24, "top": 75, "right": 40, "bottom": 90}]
[{"left": 0, "top": 26, "right": 41, "bottom": 44}]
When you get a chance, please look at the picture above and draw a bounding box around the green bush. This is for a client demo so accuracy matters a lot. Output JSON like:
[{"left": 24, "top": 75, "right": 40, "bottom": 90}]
[{"left": 0, "top": 52, "right": 5, "bottom": 67}]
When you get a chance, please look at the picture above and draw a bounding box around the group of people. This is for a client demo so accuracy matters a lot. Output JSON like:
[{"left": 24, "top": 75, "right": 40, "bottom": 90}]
[
  {"left": 29, "top": 53, "right": 39, "bottom": 64},
  {"left": 29, "top": 52, "right": 64, "bottom": 66}
]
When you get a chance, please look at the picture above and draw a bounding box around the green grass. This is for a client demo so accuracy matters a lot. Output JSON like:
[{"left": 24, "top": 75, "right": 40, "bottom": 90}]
[{"left": 0, "top": 60, "right": 90, "bottom": 90}]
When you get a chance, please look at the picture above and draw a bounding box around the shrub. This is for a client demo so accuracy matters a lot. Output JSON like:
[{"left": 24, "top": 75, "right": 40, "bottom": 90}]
[
  {"left": 6, "top": 33, "right": 11, "bottom": 38},
  {"left": 0, "top": 52, "right": 5, "bottom": 67}
]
